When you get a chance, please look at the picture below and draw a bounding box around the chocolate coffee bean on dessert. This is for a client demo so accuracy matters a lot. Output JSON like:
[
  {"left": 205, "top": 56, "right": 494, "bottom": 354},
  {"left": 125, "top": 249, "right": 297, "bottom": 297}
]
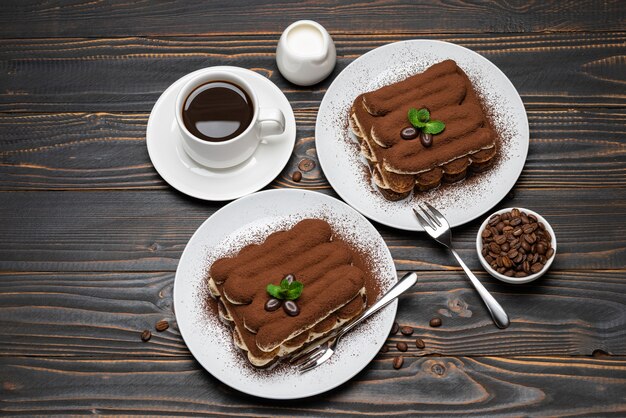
[
  {"left": 283, "top": 300, "right": 300, "bottom": 316},
  {"left": 401, "top": 126, "right": 419, "bottom": 140},
  {"left": 481, "top": 208, "right": 554, "bottom": 277},
  {"left": 420, "top": 132, "right": 433, "bottom": 148},
  {"left": 264, "top": 298, "right": 282, "bottom": 312}
]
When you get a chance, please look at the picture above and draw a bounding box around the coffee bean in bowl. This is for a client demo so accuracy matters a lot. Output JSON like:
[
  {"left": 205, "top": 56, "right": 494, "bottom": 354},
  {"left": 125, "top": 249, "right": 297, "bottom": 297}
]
[{"left": 476, "top": 208, "right": 556, "bottom": 284}]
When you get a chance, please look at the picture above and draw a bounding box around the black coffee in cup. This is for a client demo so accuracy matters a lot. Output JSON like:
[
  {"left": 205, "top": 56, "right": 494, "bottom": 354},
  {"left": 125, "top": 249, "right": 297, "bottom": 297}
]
[{"left": 182, "top": 81, "right": 253, "bottom": 142}]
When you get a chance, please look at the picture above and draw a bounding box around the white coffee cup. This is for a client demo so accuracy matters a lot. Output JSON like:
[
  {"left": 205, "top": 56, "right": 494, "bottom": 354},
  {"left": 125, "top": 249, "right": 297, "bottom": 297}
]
[{"left": 175, "top": 69, "right": 285, "bottom": 169}]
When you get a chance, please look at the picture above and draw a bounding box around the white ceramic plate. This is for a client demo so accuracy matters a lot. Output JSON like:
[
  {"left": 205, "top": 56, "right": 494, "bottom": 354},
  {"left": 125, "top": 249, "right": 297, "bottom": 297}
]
[
  {"left": 316, "top": 40, "right": 529, "bottom": 230},
  {"left": 147, "top": 66, "right": 296, "bottom": 201},
  {"left": 174, "top": 189, "right": 397, "bottom": 399}
]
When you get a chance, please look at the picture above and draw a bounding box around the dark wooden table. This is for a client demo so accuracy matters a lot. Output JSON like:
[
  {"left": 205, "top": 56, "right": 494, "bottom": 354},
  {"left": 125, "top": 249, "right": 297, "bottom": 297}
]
[{"left": 1, "top": 1, "right": 625, "bottom": 415}]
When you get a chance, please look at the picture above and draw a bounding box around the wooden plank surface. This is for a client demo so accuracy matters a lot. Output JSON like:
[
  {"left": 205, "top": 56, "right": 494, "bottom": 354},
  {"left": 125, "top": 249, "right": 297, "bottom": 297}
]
[
  {"left": 1, "top": 270, "right": 624, "bottom": 358},
  {"left": 1, "top": 31, "right": 625, "bottom": 112},
  {"left": 1, "top": 0, "right": 625, "bottom": 415},
  {"left": 0, "top": 188, "right": 624, "bottom": 272},
  {"left": 2, "top": 355, "right": 625, "bottom": 416},
  {"left": 1, "top": 1, "right": 624, "bottom": 38},
  {"left": 1, "top": 108, "right": 625, "bottom": 191}
]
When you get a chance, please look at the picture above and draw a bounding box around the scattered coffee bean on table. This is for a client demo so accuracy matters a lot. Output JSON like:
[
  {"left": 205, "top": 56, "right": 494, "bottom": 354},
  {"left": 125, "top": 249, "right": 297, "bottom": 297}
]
[
  {"left": 393, "top": 356, "right": 404, "bottom": 369},
  {"left": 140, "top": 330, "right": 151, "bottom": 342},
  {"left": 415, "top": 338, "right": 425, "bottom": 349},
  {"left": 292, "top": 171, "right": 302, "bottom": 182},
  {"left": 380, "top": 344, "right": 389, "bottom": 353},
  {"left": 298, "top": 158, "right": 316, "bottom": 172},
  {"left": 400, "top": 326, "right": 414, "bottom": 336},
  {"left": 155, "top": 320, "right": 169, "bottom": 332},
  {"left": 481, "top": 209, "right": 554, "bottom": 277},
  {"left": 390, "top": 322, "right": 399, "bottom": 335},
  {"left": 396, "top": 342, "right": 408, "bottom": 352},
  {"left": 429, "top": 317, "right": 442, "bottom": 327}
]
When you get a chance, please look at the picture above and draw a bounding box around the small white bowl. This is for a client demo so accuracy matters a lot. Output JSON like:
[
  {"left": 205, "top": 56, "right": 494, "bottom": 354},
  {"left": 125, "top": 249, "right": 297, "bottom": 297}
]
[{"left": 476, "top": 207, "right": 557, "bottom": 284}]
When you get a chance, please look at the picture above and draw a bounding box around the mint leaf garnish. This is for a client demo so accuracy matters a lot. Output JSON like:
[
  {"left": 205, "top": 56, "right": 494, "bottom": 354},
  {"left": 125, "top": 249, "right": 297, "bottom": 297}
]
[
  {"left": 407, "top": 107, "right": 445, "bottom": 138},
  {"left": 423, "top": 120, "right": 445, "bottom": 135},
  {"left": 267, "top": 277, "right": 304, "bottom": 300},
  {"left": 266, "top": 283, "right": 286, "bottom": 299},
  {"left": 285, "top": 281, "right": 303, "bottom": 300}
]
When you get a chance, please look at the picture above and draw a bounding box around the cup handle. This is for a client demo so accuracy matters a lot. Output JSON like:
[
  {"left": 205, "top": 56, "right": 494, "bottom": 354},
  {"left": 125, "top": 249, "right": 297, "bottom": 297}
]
[{"left": 258, "top": 108, "right": 285, "bottom": 138}]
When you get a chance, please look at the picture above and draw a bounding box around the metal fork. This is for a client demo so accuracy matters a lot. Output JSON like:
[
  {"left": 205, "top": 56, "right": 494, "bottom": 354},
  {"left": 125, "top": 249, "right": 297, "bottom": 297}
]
[
  {"left": 413, "top": 202, "right": 510, "bottom": 329},
  {"left": 291, "top": 271, "right": 418, "bottom": 373}
]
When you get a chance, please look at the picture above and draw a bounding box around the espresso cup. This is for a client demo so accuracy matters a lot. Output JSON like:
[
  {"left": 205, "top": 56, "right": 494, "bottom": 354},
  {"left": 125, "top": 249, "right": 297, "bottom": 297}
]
[{"left": 175, "top": 69, "right": 285, "bottom": 169}]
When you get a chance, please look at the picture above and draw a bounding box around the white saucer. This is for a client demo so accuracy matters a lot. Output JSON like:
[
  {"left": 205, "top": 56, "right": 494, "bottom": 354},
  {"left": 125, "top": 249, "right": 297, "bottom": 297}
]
[{"left": 147, "top": 66, "right": 296, "bottom": 201}]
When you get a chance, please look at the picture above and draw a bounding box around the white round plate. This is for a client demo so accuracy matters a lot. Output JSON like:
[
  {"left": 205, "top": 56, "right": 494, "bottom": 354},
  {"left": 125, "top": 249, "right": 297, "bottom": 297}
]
[
  {"left": 316, "top": 40, "right": 529, "bottom": 230},
  {"left": 147, "top": 66, "right": 296, "bottom": 201},
  {"left": 174, "top": 189, "right": 397, "bottom": 399}
]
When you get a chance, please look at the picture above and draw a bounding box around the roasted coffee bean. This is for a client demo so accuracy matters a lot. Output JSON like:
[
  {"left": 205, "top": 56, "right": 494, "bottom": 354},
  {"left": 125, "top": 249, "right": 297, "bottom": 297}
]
[
  {"left": 391, "top": 322, "right": 399, "bottom": 335},
  {"left": 141, "top": 330, "right": 152, "bottom": 342},
  {"left": 523, "top": 225, "right": 534, "bottom": 234},
  {"left": 521, "top": 240, "right": 531, "bottom": 252},
  {"left": 283, "top": 300, "right": 300, "bottom": 316},
  {"left": 393, "top": 356, "right": 404, "bottom": 369},
  {"left": 531, "top": 253, "right": 540, "bottom": 264},
  {"left": 482, "top": 229, "right": 492, "bottom": 238},
  {"left": 503, "top": 219, "right": 511, "bottom": 226},
  {"left": 401, "top": 326, "right": 414, "bottom": 336},
  {"left": 536, "top": 242, "right": 546, "bottom": 255},
  {"left": 502, "top": 256, "right": 513, "bottom": 268},
  {"left": 495, "top": 235, "right": 507, "bottom": 245},
  {"left": 528, "top": 214, "right": 538, "bottom": 223},
  {"left": 482, "top": 248, "right": 488, "bottom": 257},
  {"left": 420, "top": 132, "right": 433, "bottom": 147},
  {"left": 501, "top": 212, "right": 511, "bottom": 221},
  {"left": 397, "top": 342, "right": 408, "bottom": 352},
  {"left": 292, "top": 171, "right": 303, "bottom": 182},
  {"left": 546, "top": 248, "right": 555, "bottom": 259},
  {"left": 489, "top": 243, "right": 501, "bottom": 253},
  {"left": 510, "top": 217, "right": 522, "bottom": 226},
  {"left": 298, "top": 158, "right": 316, "bottom": 172},
  {"left": 515, "top": 271, "right": 528, "bottom": 278},
  {"left": 521, "top": 214, "right": 529, "bottom": 224},
  {"left": 531, "top": 262, "right": 543, "bottom": 274},
  {"left": 496, "top": 222, "right": 505, "bottom": 232},
  {"left": 501, "top": 242, "right": 510, "bottom": 252},
  {"left": 502, "top": 225, "right": 514, "bottom": 233},
  {"left": 490, "top": 261, "right": 498, "bottom": 269},
  {"left": 497, "top": 267, "right": 507, "bottom": 274},
  {"left": 511, "top": 208, "right": 521, "bottom": 218},
  {"left": 513, "top": 227, "right": 523, "bottom": 237},
  {"left": 523, "top": 261, "right": 531, "bottom": 273},
  {"left": 265, "top": 298, "right": 282, "bottom": 312},
  {"left": 429, "top": 317, "right": 442, "bottom": 327},
  {"left": 504, "top": 269, "right": 514, "bottom": 277},
  {"left": 488, "top": 251, "right": 499, "bottom": 259},
  {"left": 488, "top": 214, "right": 501, "bottom": 226},
  {"left": 401, "top": 126, "right": 418, "bottom": 140},
  {"left": 507, "top": 249, "right": 518, "bottom": 259},
  {"left": 496, "top": 256, "right": 503, "bottom": 267},
  {"left": 284, "top": 273, "right": 295, "bottom": 284},
  {"left": 155, "top": 320, "right": 169, "bottom": 332},
  {"left": 415, "top": 338, "right": 425, "bottom": 349},
  {"left": 380, "top": 344, "right": 389, "bottom": 353},
  {"left": 514, "top": 253, "right": 524, "bottom": 263},
  {"left": 485, "top": 255, "right": 494, "bottom": 263}
]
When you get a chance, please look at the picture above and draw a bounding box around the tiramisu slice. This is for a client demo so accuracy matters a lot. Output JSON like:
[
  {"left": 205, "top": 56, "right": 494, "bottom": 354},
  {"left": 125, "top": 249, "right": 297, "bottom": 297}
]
[
  {"left": 207, "top": 219, "right": 369, "bottom": 367},
  {"left": 350, "top": 59, "right": 498, "bottom": 200}
]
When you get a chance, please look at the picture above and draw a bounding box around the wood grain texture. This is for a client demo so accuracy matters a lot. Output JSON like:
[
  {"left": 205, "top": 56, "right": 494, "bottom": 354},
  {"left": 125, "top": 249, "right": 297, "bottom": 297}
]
[
  {"left": 1, "top": 31, "right": 625, "bottom": 112},
  {"left": 1, "top": 355, "right": 625, "bottom": 416},
  {"left": 1, "top": 270, "right": 624, "bottom": 358},
  {"left": 1, "top": 108, "right": 625, "bottom": 191},
  {"left": 0, "top": 188, "right": 624, "bottom": 272},
  {"left": 2, "top": 0, "right": 625, "bottom": 38}
]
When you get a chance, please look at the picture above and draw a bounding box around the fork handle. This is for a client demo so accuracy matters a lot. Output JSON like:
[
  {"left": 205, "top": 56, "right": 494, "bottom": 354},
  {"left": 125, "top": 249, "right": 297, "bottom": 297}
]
[
  {"left": 339, "top": 271, "right": 418, "bottom": 337},
  {"left": 450, "top": 249, "right": 510, "bottom": 329}
]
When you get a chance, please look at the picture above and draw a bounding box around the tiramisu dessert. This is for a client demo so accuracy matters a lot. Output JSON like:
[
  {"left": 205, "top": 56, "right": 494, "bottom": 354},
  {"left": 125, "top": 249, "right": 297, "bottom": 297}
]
[
  {"left": 349, "top": 59, "right": 498, "bottom": 200},
  {"left": 207, "top": 218, "right": 373, "bottom": 368}
]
